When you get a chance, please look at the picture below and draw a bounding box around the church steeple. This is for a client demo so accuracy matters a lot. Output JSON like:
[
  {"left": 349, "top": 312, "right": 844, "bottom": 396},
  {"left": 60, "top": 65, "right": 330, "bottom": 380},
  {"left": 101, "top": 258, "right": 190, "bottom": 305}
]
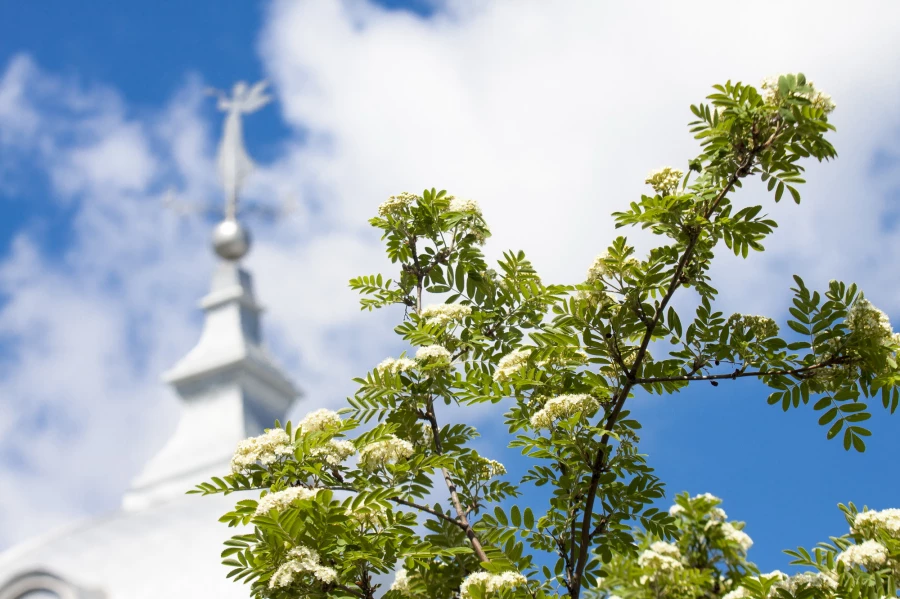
[{"left": 123, "top": 81, "right": 298, "bottom": 511}]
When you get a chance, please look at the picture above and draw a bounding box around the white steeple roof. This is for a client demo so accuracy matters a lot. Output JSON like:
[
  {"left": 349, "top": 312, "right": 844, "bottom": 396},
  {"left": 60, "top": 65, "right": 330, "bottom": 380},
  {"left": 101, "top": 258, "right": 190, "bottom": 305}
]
[
  {"left": 122, "top": 259, "right": 299, "bottom": 511},
  {"left": 122, "top": 79, "right": 297, "bottom": 511},
  {"left": 0, "top": 78, "right": 300, "bottom": 599}
]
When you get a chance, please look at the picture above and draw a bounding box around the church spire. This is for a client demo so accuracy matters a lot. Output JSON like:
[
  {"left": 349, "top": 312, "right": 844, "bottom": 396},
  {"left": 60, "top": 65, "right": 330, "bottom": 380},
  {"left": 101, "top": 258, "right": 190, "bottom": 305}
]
[{"left": 123, "top": 81, "right": 298, "bottom": 511}]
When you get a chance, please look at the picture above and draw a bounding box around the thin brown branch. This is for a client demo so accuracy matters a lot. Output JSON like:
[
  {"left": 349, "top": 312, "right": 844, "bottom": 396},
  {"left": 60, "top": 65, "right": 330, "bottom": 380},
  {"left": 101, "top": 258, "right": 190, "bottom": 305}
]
[
  {"left": 325, "top": 485, "right": 465, "bottom": 530},
  {"left": 426, "top": 403, "right": 491, "bottom": 563},
  {"left": 569, "top": 144, "right": 770, "bottom": 597},
  {"left": 634, "top": 357, "right": 847, "bottom": 385},
  {"left": 411, "top": 234, "right": 490, "bottom": 563}
]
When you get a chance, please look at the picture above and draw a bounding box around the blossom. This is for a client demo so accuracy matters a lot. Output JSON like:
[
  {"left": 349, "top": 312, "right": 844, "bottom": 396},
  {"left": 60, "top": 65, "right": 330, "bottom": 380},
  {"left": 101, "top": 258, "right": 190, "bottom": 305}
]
[
  {"left": 447, "top": 197, "right": 482, "bottom": 215},
  {"left": 230, "top": 428, "right": 293, "bottom": 474},
  {"left": 415, "top": 344, "right": 452, "bottom": 367},
  {"left": 269, "top": 545, "right": 338, "bottom": 589},
  {"left": 530, "top": 393, "right": 600, "bottom": 429},
  {"left": 729, "top": 314, "right": 779, "bottom": 340},
  {"left": 310, "top": 439, "right": 356, "bottom": 465},
  {"left": 649, "top": 541, "right": 681, "bottom": 560},
  {"left": 298, "top": 409, "right": 342, "bottom": 434},
  {"left": 390, "top": 568, "right": 412, "bottom": 596},
  {"left": 760, "top": 75, "right": 836, "bottom": 113},
  {"left": 638, "top": 544, "right": 683, "bottom": 573},
  {"left": 459, "top": 571, "right": 527, "bottom": 599},
  {"left": 852, "top": 508, "right": 900, "bottom": 538},
  {"left": 359, "top": 435, "right": 415, "bottom": 471},
  {"left": 724, "top": 572, "right": 790, "bottom": 599},
  {"left": 493, "top": 348, "right": 532, "bottom": 382},
  {"left": 645, "top": 167, "right": 684, "bottom": 195},
  {"left": 692, "top": 492, "right": 722, "bottom": 503},
  {"left": 475, "top": 457, "right": 506, "bottom": 479},
  {"left": 723, "top": 588, "right": 750, "bottom": 599},
  {"left": 378, "top": 192, "right": 418, "bottom": 217},
  {"left": 785, "top": 572, "right": 838, "bottom": 592},
  {"left": 418, "top": 422, "right": 434, "bottom": 448},
  {"left": 376, "top": 357, "right": 417, "bottom": 376},
  {"left": 346, "top": 503, "right": 388, "bottom": 529},
  {"left": 847, "top": 296, "right": 895, "bottom": 347},
  {"left": 586, "top": 253, "right": 611, "bottom": 284},
  {"left": 419, "top": 303, "right": 472, "bottom": 327},
  {"left": 836, "top": 539, "right": 889, "bottom": 569},
  {"left": 621, "top": 347, "right": 652, "bottom": 369},
  {"left": 255, "top": 487, "right": 320, "bottom": 516},
  {"left": 719, "top": 522, "right": 753, "bottom": 552},
  {"left": 668, "top": 504, "right": 685, "bottom": 517}
]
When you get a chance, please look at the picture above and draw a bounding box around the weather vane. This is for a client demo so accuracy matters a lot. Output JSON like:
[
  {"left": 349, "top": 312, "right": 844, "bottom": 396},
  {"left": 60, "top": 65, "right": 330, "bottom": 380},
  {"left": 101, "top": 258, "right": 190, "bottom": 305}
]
[{"left": 163, "top": 79, "right": 296, "bottom": 261}]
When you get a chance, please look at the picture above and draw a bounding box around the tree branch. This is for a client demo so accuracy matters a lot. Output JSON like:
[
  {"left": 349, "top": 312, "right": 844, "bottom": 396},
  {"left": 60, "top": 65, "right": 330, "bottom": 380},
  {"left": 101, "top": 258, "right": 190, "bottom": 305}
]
[
  {"left": 425, "top": 402, "right": 491, "bottom": 563},
  {"left": 325, "top": 485, "right": 466, "bottom": 531},
  {"left": 411, "top": 234, "right": 490, "bottom": 564},
  {"left": 569, "top": 147, "right": 764, "bottom": 598},
  {"left": 634, "top": 357, "right": 848, "bottom": 385}
]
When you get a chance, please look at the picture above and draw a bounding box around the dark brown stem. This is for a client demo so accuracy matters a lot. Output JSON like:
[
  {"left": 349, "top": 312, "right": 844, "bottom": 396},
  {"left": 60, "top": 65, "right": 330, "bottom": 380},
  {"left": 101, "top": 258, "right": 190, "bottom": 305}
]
[
  {"left": 410, "top": 235, "right": 490, "bottom": 563},
  {"left": 333, "top": 583, "right": 364, "bottom": 598},
  {"left": 569, "top": 142, "right": 772, "bottom": 597},
  {"left": 325, "top": 485, "right": 465, "bottom": 530},
  {"left": 634, "top": 357, "right": 848, "bottom": 385},
  {"left": 425, "top": 403, "right": 490, "bottom": 563}
]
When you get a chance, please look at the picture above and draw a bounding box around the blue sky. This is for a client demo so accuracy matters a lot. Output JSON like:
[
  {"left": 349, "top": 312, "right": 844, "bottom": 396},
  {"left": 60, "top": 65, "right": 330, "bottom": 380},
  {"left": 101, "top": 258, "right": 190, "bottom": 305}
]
[{"left": 1, "top": 0, "right": 900, "bottom": 583}]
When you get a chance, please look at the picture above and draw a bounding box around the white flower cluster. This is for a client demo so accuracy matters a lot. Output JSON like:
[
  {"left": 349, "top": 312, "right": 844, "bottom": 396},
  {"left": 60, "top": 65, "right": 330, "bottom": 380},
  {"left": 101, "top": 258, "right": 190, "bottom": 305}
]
[
  {"left": 459, "top": 571, "right": 528, "bottom": 599},
  {"left": 493, "top": 348, "right": 531, "bottom": 382},
  {"left": 376, "top": 357, "right": 417, "bottom": 376},
  {"left": 808, "top": 338, "right": 858, "bottom": 391},
  {"left": 760, "top": 75, "right": 836, "bottom": 113},
  {"left": 255, "top": 487, "right": 320, "bottom": 516},
  {"left": 447, "top": 197, "right": 482, "bottom": 215},
  {"left": 729, "top": 313, "right": 779, "bottom": 340},
  {"left": 621, "top": 347, "right": 652, "bottom": 369},
  {"left": 474, "top": 456, "right": 506, "bottom": 479},
  {"left": 230, "top": 427, "right": 293, "bottom": 474},
  {"left": 852, "top": 508, "right": 900, "bottom": 538},
  {"left": 358, "top": 435, "right": 415, "bottom": 472},
  {"left": 346, "top": 503, "right": 388, "bottom": 529},
  {"left": 415, "top": 344, "right": 452, "bottom": 367},
  {"left": 418, "top": 422, "right": 434, "bottom": 448},
  {"left": 390, "top": 568, "right": 412, "bottom": 596},
  {"left": 783, "top": 571, "right": 838, "bottom": 593},
  {"left": 847, "top": 296, "right": 897, "bottom": 347},
  {"left": 668, "top": 504, "right": 685, "bottom": 517},
  {"left": 419, "top": 303, "right": 472, "bottom": 327},
  {"left": 638, "top": 542, "right": 683, "bottom": 573},
  {"left": 645, "top": 167, "right": 684, "bottom": 195},
  {"left": 723, "top": 572, "right": 789, "bottom": 599},
  {"left": 836, "top": 539, "right": 889, "bottom": 570},
  {"left": 649, "top": 541, "right": 681, "bottom": 559},
  {"left": 269, "top": 545, "right": 338, "bottom": 589},
  {"left": 530, "top": 393, "right": 600, "bottom": 429},
  {"left": 693, "top": 492, "right": 721, "bottom": 502},
  {"left": 298, "top": 408, "right": 342, "bottom": 434},
  {"left": 586, "top": 252, "right": 611, "bottom": 285},
  {"left": 722, "top": 587, "right": 749, "bottom": 599},
  {"left": 310, "top": 439, "right": 356, "bottom": 465},
  {"left": 377, "top": 191, "right": 418, "bottom": 217},
  {"left": 718, "top": 522, "right": 753, "bottom": 552}
]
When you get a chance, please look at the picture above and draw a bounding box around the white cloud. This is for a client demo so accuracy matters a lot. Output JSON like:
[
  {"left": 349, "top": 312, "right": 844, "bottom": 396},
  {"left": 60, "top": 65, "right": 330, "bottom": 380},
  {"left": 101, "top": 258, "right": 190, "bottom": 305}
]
[{"left": 1, "top": 0, "right": 900, "bottom": 555}]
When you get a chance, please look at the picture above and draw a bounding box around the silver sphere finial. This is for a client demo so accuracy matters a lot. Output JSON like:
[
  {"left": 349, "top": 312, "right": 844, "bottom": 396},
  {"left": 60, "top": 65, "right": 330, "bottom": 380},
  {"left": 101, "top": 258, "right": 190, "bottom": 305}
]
[{"left": 212, "top": 218, "right": 251, "bottom": 260}]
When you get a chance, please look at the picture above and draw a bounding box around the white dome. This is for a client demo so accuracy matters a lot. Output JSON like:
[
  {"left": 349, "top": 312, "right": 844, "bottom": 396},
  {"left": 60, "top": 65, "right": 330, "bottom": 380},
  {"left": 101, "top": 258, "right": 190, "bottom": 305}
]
[
  {"left": 0, "top": 492, "right": 254, "bottom": 599},
  {"left": 0, "top": 259, "right": 299, "bottom": 599}
]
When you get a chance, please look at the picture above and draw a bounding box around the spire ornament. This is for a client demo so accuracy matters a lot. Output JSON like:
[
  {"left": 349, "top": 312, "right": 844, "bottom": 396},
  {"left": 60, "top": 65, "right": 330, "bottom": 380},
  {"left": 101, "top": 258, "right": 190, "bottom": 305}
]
[{"left": 206, "top": 79, "right": 271, "bottom": 261}]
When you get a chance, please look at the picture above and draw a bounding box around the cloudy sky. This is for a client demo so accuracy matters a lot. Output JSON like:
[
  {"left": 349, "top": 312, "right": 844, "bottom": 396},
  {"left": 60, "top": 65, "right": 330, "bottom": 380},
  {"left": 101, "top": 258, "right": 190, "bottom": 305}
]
[{"left": 1, "top": 0, "right": 900, "bottom": 574}]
